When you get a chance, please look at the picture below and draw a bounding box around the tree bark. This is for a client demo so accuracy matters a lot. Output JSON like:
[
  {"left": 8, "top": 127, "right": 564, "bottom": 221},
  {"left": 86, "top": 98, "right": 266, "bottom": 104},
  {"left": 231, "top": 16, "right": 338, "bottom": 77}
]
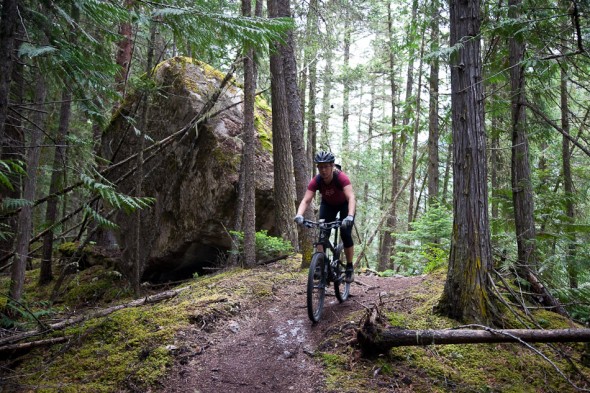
[
  {"left": 408, "top": 30, "right": 425, "bottom": 225},
  {"left": 341, "top": 3, "right": 351, "bottom": 157},
  {"left": 561, "top": 68, "right": 577, "bottom": 289},
  {"left": 427, "top": 0, "right": 440, "bottom": 208},
  {"left": 9, "top": 69, "right": 47, "bottom": 302},
  {"left": 303, "top": 0, "right": 319, "bottom": 177},
  {"left": 435, "top": 0, "right": 496, "bottom": 324},
  {"left": 40, "top": 89, "right": 71, "bottom": 285},
  {"left": 509, "top": 0, "right": 567, "bottom": 316},
  {"left": 379, "top": 0, "right": 400, "bottom": 272},
  {"left": 0, "top": 20, "right": 24, "bottom": 262},
  {"left": 0, "top": 0, "right": 18, "bottom": 141},
  {"left": 114, "top": 0, "right": 134, "bottom": 100},
  {"left": 241, "top": 0, "right": 257, "bottom": 267},
  {"left": 268, "top": 0, "right": 297, "bottom": 248},
  {"left": 276, "top": 0, "right": 314, "bottom": 267}
]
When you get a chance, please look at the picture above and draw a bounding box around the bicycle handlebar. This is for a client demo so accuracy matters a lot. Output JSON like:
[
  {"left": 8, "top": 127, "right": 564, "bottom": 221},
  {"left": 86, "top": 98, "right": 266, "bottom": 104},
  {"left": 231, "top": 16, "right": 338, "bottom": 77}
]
[{"left": 301, "top": 219, "right": 341, "bottom": 229}]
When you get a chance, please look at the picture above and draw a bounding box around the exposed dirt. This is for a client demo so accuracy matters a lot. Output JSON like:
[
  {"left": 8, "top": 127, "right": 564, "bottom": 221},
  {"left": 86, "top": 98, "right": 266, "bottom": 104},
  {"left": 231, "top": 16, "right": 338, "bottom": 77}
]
[{"left": 158, "top": 262, "right": 426, "bottom": 393}]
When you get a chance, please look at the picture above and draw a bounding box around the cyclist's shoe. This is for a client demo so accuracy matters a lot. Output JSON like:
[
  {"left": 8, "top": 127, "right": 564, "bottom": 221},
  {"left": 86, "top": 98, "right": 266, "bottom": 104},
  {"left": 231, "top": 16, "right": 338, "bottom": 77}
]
[{"left": 345, "top": 265, "right": 354, "bottom": 283}]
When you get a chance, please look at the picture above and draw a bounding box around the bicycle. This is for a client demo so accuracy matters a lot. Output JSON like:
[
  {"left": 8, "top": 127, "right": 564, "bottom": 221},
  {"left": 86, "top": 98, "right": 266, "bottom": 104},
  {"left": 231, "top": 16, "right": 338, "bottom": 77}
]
[{"left": 302, "top": 219, "right": 351, "bottom": 323}]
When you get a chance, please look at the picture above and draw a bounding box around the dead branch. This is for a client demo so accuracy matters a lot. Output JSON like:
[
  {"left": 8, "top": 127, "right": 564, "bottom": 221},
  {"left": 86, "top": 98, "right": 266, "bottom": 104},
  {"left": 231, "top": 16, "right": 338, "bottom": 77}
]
[{"left": 0, "top": 336, "right": 67, "bottom": 354}]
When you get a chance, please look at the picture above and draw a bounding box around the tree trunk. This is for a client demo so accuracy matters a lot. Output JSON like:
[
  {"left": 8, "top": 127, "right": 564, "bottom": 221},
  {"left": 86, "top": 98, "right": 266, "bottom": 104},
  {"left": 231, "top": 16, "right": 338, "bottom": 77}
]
[
  {"left": 276, "top": 0, "right": 314, "bottom": 267},
  {"left": 114, "top": 0, "right": 134, "bottom": 104},
  {"left": 40, "top": 89, "right": 72, "bottom": 285},
  {"left": 319, "top": 43, "right": 333, "bottom": 150},
  {"left": 242, "top": 0, "right": 257, "bottom": 267},
  {"left": 435, "top": 0, "right": 496, "bottom": 324},
  {"left": 303, "top": 0, "right": 319, "bottom": 177},
  {"left": 509, "top": 0, "right": 537, "bottom": 275},
  {"left": 561, "top": 68, "right": 577, "bottom": 289},
  {"left": 0, "top": 21, "right": 24, "bottom": 262},
  {"left": 0, "top": 0, "right": 18, "bottom": 141},
  {"left": 509, "top": 0, "right": 567, "bottom": 315},
  {"left": 341, "top": 4, "right": 351, "bottom": 158},
  {"left": 379, "top": 0, "right": 400, "bottom": 272},
  {"left": 427, "top": 0, "right": 440, "bottom": 208},
  {"left": 268, "top": 0, "right": 297, "bottom": 248},
  {"left": 408, "top": 31, "right": 425, "bottom": 225},
  {"left": 9, "top": 70, "right": 47, "bottom": 302}
]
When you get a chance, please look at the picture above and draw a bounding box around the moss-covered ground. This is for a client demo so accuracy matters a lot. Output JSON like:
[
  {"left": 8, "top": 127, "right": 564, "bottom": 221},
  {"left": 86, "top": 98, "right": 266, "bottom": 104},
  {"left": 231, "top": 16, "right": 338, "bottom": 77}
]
[{"left": 1, "top": 260, "right": 589, "bottom": 392}]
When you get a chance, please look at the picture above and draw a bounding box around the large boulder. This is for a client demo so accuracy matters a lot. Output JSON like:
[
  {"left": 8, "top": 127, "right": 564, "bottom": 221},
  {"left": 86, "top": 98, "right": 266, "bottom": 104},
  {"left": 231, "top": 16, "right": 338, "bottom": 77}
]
[{"left": 101, "top": 57, "right": 275, "bottom": 282}]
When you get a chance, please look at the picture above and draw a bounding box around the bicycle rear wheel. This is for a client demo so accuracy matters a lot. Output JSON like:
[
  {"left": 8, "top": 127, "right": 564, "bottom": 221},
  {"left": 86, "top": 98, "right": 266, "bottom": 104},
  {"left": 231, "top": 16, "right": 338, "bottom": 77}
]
[{"left": 307, "top": 252, "right": 326, "bottom": 322}]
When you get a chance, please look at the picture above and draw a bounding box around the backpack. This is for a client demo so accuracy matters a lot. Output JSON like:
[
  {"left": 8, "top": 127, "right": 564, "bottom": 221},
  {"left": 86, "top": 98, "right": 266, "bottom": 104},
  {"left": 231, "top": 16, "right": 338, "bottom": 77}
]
[{"left": 315, "top": 168, "right": 343, "bottom": 192}]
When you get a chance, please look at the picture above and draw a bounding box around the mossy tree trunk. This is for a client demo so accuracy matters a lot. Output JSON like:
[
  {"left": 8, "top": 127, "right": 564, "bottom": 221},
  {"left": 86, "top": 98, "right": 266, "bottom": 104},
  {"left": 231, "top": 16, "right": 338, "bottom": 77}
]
[{"left": 435, "top": 0, "right": 496, "bottom": 325}]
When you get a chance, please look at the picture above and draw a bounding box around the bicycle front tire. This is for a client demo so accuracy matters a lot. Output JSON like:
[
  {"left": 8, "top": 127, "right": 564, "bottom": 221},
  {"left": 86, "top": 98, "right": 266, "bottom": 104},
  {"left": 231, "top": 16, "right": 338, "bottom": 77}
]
[{"left": 307, "top": 252, "right": 326, "bottom": 322}]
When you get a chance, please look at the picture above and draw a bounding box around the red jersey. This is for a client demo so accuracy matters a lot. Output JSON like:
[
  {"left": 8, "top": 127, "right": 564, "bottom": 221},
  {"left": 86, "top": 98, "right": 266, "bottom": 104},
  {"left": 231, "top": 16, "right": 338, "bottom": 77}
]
[{"left": 307, "top": 171, "right": 351, "bottom": 206}]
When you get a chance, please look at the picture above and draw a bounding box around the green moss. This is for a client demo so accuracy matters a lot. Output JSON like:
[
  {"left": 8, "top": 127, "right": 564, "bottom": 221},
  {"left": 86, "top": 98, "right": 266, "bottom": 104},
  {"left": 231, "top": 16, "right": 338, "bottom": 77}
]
[
  {"left": 386, "top": 312, "right": 408, "bottom": 328},
  {"left": 254, "top": 95, "right": 273, "bottom": 152}
]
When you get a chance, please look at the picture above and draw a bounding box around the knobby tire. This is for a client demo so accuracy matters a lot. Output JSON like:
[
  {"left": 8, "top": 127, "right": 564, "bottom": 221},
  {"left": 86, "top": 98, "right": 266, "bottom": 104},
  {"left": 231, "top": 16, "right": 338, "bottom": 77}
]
[
  {"left": 307, "top": 252, "right": 326, "bottom": 323},
  {"left": 333, "top": 242, "right": 350, "bottom": 302}
]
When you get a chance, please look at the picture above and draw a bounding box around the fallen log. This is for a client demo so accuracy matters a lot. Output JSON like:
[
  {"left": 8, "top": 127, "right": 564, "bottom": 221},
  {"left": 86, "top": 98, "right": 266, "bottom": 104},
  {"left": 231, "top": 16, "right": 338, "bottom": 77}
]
[
  {"left": 357, "top": 307, "right": 590, "bottom": 356},
  {"left": 0, "top": 286, "right": 190, "bottom": 348}
]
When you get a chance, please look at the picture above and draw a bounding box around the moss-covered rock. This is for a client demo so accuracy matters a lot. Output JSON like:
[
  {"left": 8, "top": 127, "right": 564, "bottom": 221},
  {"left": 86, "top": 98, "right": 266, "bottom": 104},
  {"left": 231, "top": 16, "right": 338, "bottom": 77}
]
[{"left": 101, "top": 56, "right": 276, "bottom": 282}]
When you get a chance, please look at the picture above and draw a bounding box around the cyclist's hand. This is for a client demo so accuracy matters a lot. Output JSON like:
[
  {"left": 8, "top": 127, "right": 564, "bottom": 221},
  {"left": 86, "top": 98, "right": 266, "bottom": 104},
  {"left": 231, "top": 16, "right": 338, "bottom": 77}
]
[
  {"left": 342, "top": 215, "right": 354, "bottom": 228},
  {"left": 294, "top": 215, "right": 304, "bottom": 225}
]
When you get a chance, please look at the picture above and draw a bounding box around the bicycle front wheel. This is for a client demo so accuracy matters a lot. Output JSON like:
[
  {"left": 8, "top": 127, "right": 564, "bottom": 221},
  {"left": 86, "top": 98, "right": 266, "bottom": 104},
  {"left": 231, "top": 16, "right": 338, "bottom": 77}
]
[
  {"left": 307, "top": 252, "right": 326, "bottom": 323},
  {"left": 334, "top": 260, "right": 350, "bottom": 302}
]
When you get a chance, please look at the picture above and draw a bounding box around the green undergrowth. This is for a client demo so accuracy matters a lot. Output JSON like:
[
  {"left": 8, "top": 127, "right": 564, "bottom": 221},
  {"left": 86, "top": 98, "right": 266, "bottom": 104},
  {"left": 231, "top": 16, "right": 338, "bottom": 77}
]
[
  {"left": 0, "top": 256, "right": 302, "bottom": 392},
  {"left": 317, "top": 269, "right": 590, "bottom": 393}
]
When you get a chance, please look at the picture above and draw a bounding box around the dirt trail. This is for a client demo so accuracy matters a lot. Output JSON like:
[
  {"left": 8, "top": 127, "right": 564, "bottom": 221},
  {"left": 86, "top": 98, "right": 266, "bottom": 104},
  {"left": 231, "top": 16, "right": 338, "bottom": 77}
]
[{"left": 159, "top": 263, "right": 424, "bottom": 393}]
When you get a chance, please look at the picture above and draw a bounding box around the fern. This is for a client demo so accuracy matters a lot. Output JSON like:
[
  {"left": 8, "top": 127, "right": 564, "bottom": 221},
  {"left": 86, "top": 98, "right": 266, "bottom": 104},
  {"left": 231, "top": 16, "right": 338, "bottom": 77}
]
[
  {"left": 553, "top": 286, "right": 590, "bottom": 323},
  {"left": 82, "top": 205, "right": 119, "bottom": 230},
  {"left": 1, "top": 198, "right": 34, "bottom": 211},
  {"left": 80, "top": 173, "right": 156, "bottom": 215},
  {"left": 0, "top": 159, "right": 26, "bottom": 191}
]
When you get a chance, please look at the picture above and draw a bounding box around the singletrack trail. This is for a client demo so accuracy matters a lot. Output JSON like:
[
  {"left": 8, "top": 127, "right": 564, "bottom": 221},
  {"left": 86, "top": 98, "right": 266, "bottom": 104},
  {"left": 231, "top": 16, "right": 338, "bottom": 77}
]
[{"left": 158, "top": 261, "right": 425, "bottom": 393}]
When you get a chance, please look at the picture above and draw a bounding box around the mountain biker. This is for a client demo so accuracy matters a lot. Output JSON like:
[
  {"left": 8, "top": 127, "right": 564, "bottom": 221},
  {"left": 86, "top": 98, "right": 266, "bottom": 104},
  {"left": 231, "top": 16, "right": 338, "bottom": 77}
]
[{"left": 294, "top": 151, "right": 356, "bottom": 283}]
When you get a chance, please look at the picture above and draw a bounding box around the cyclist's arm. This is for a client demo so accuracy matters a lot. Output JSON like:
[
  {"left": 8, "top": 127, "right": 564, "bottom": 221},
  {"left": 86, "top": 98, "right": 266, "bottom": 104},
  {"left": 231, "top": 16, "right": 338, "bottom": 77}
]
[
  {"left": 296, "top": 189, "right": 315, "bottom": 216},
  {"left": 343, "top": 184, "right": 356, "bottom": 217}
]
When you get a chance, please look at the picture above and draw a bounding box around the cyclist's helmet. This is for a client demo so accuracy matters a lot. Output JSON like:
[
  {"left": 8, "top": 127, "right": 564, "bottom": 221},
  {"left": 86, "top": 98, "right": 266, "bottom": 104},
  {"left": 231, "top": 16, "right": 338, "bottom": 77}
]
[{"left": 314, "top": 151, "right": 335, "bottom": 163}]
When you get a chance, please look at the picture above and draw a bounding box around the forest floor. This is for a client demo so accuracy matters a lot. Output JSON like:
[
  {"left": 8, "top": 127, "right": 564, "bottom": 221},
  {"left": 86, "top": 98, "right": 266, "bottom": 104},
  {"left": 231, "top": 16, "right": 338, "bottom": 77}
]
[
  {"left": 157, "top": 260, "right": 425, "bottom": 393},
  {"left": 3, "top": 256, "right": 590, "bottom": 392}
]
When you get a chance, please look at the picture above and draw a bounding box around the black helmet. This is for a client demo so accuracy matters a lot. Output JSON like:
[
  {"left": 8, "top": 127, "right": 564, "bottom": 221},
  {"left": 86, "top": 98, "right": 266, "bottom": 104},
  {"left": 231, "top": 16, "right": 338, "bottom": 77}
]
[{"left": 314, "top": 151, "right": 335, "bottom": 163}]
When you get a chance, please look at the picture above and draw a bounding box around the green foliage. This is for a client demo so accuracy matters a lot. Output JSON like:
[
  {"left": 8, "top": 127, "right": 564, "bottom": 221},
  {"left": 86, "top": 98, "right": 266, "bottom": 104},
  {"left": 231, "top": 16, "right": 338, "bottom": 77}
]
[
  {"left": 80, "top": 173, "right": 156, "bottom": 214},
  {"left": 0, "top": 159, "right": 25, "bottom": 191},
  {"left": 393, "top": 204, "right": 452, "bottom": 274},
  {"left": 0, "top": 295, "right": 55, "bottom": 329},
  {"left": 230, "top": 230, "right": 293, "bottom": 262},
  {"left": 154, "top": 5, "right": 294, "bottom": 53},
  {"left": 553, "top": 285, "right": 590, "bottom": 324}
]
